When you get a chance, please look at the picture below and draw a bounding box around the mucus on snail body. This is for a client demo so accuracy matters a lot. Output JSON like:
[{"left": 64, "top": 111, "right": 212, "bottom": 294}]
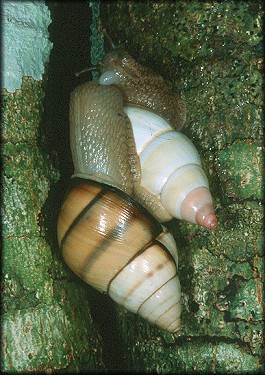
[{"left": 57, "top": 49, "right": 218, "bottom": 333}]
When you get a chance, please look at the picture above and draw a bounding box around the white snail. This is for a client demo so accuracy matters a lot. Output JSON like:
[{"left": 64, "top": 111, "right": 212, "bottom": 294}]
[
  {"left": 57, "top": 49, "right": 218, "bottom": 333},
  {"left": 99, "top": 50, "right": 218, "bottom": 230}
]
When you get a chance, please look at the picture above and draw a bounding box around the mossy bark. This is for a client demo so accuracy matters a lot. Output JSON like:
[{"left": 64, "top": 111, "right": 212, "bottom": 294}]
[
  {"left": 1, "top": 3, "right": 105, "bottom": 373},
  {"left": 97, "top": 1, "right": 264, "bottom": 373}
]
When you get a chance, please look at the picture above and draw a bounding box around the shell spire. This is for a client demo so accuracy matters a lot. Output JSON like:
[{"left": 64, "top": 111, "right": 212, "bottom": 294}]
[
  {"left": 179, "top": 187, "right": 218, "bottom": 230},
  {"left": 195, "top": 203, "right": 218, "bottom": 230}
]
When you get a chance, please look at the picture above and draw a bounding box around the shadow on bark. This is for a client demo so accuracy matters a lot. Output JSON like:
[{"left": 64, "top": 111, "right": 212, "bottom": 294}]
[{"left": 42, "top": 2, "right": 128, "bottom": 372}]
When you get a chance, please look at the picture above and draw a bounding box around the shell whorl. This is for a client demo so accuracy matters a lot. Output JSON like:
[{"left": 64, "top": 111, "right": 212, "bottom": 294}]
[
  {"left": 123, "top": 106, "right": 218, "bottom": 230},
  {"left": 57, "top": 179, "right": 181, "bottom": 333}
]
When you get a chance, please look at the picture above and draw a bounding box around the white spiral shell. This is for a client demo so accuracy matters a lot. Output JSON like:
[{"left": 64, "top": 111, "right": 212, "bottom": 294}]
[
  {"left": 122, "top": 106, "right": 218, "bottom": 230},
  {"left": 100, "top": 66, "right": 217, "bottom": 230}
]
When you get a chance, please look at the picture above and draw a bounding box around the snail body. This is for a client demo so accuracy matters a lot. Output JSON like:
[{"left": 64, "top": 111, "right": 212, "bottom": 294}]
[
  {"left": 69, "top": 81, "right": 139, "bottom": 195},
  {"left": 99, "top": 49, "right": 186, "bottom": 130}
]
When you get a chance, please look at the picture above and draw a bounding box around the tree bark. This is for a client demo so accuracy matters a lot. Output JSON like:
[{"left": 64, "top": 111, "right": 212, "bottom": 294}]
[
  {"left": 97, "top": 1, "right": 264, "bottom": 372},
  {"left": 1, "top": 1, "right": 105, "bottom": 372}
]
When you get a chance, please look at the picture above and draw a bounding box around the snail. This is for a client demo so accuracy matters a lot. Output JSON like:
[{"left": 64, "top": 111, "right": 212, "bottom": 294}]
[{"left": 57, "top": 49, "right": 218, "bottom": 333}]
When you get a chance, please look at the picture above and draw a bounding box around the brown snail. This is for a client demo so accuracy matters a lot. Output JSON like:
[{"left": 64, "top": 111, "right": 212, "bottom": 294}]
[{"left": 57, "top": 49, "right": 218, "bottom": 333}]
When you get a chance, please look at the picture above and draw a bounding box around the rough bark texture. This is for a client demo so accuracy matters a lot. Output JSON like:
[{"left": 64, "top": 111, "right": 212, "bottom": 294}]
[
  {"left": 94, "top": 1, "right": 264, "bottom": 372},
  {"left": 1, "top": 2, "right": 105, "bottom": 372}
]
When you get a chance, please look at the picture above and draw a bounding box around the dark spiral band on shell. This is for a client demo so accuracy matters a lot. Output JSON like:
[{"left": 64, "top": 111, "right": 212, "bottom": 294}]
[{"left": 57, "top": 178, "right": 181, "bottom": 332}]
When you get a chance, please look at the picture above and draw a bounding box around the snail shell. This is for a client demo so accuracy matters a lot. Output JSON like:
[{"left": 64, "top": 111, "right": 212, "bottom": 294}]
[
  {"left": 57, "top": 179, "right": 181, "bottom": 333},
  {"left": 123, "top": 106, "right": 218, "bottom": 230}
]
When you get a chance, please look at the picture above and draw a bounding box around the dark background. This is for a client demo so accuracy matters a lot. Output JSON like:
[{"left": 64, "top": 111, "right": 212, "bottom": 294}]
[{"left": 43, "top": 1, "right": 91, "bottom": 181}]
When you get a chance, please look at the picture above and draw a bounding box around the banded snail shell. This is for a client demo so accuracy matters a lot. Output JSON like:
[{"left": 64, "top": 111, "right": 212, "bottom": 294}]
[{"left": 57, "top": 179, "right": 181, "bottom": 333}]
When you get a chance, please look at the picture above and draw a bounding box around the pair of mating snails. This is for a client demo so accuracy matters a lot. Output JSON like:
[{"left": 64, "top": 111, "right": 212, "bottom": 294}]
[{"left": 57, "top": 46, "right": 218, "bottom": 333}]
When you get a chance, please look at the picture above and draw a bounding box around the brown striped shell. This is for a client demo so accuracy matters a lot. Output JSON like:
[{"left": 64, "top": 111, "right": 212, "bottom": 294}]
[{"left": 57, "top": 179, "right": 181, "bottom": 333}]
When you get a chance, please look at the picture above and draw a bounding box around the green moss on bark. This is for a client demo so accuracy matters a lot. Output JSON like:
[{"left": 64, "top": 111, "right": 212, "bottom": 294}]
[
  {"left": 2, "top": 76, "right": 105, "bottom": 372},
  {"left": 100, "top": 1, "right": 264, "bottom": 372}
]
